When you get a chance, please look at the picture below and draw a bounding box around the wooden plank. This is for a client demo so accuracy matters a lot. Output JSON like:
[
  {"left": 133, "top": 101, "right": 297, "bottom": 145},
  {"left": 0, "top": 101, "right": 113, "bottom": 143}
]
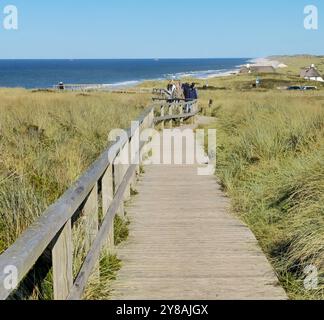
[
  {"left": 110, "top": 162, "right": 287, "bottom": 300},
  {"left": 121, "top": 142, "right": 131, "bottom": 202},
  {"left": 179, "top": 105, "right": 184, "bottom": 126},
  {"left": 129, "top": 137, "right": 138, "bottom": 190},
  {"left": 149, "top": 108, "right": 155, "bottom": 129},
  {"left": 83, "top": 184, "right": 98, "bottom": 252},
  {"left": 102, "top": 166, "right": 114, "bottom": 252},
  {"left": 113, "top": 153, "right": 125, "bottom": 218},
  {"left": 160, "top": 105, "right": 165, "bottom": 130},
  {"left": 110, "top": 119, "right": 286, "bottom": 301},
  {"left": 52, "top": 220, "right": 73, "bottom": 300},
  {"left": 169, "top": 104, "right": 173, "bottom": 129}
]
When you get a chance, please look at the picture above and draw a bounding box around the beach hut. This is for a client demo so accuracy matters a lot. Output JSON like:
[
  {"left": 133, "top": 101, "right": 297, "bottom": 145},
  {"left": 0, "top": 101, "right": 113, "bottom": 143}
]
[
  {"left": 300, "top": 64, "right": 324, "bottom": 82},
  {"left": 240, "top": 65, "right": 276, "bottom": 74}
]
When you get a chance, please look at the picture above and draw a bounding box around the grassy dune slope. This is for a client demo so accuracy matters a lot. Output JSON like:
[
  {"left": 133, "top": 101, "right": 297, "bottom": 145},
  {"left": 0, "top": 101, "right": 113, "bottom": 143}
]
[
  {"left": 0, "top": 89, "right": 150, "bottom": 299},
  {"left": 0, "top": 89, "right": 149, "bottom": 253},
  {"left": 185, "top": 58, "right": 323, "bottom": 300},
  {"left": 272, "top": 55, "right": 324, "bottom": 75}
]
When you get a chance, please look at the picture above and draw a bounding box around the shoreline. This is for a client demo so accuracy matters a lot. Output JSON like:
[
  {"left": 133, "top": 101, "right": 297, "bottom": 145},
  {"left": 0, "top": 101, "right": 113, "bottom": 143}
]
[
  {"left": 126, "top": 57, "right": 287, "bottom": 87},
  {"left": 248, "top": 57, "right": 287, "bottom": 69},
  {"left": 0, "top": 57, "right": 286, "bottom": 90}
]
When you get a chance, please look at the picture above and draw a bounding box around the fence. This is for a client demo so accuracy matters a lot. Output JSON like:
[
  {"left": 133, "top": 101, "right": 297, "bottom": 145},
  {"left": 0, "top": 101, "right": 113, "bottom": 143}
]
[{"left": 0, "top": 100, "right": 199, "bottom": 300}]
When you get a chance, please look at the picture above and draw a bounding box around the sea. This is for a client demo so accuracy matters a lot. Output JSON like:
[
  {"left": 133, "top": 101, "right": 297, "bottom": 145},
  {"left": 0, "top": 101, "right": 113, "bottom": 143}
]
[{"left": 0, "top": 58, "right": 250, "bottom": 89}]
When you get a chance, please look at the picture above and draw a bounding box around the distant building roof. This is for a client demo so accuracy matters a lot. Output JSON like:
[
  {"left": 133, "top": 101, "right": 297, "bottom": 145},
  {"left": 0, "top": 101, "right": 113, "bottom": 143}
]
[
  {"left": 300, "top": 65, "right": 322, "bottom": 78},
  {"left": 240, "top": 66, "right": 276, "bottom": 74}
]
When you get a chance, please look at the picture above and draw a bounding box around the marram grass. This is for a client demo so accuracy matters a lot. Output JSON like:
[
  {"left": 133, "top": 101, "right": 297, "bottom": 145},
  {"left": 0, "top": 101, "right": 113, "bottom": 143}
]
[
  {"left": 0, "top": 89, "right": 150, "bottom": 300},
  {"left": 199, "top": 78, "right": 324, "bottom": 300}
]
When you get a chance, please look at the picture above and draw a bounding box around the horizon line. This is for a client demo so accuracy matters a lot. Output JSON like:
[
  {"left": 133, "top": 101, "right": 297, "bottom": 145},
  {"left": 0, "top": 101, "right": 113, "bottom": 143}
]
[{"left": 0, "top": 57, "right": 256, "bottom": 60}]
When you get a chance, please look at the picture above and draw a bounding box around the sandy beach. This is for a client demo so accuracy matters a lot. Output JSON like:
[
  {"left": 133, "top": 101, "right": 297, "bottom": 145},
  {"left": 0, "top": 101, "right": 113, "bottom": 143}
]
[{"left": 249, "top": 57, "right": 288, "bottom": 69}]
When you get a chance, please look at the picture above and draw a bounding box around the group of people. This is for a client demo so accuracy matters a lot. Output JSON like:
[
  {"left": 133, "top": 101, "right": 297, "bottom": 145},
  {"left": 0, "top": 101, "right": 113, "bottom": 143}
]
[{"left": 166, "top": 80, "right": 198, "bottom": 113}]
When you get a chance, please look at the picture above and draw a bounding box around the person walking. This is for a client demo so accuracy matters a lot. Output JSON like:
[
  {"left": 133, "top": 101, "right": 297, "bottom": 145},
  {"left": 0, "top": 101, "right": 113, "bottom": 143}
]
[
  {"left": 182, "top": 83, "right": 191, "bottom": 113},
  {"left": 186, "top": 83, "right": 198, "bottom": 113},
  {"left": 58, "top": 82, "right": 65, "bottom": 90},
  {"left": 167, "top": 81, "right": 176, "bottom": 101}
]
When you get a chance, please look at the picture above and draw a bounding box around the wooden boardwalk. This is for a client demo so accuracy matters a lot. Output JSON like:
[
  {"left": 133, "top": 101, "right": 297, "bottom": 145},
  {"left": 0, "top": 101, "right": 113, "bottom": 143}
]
[
  {"left": 0, "top": 106, "right": 287, "bottom": 301},
  {"left": 111, "top": 124, "right": 287, "bottom": 300}
]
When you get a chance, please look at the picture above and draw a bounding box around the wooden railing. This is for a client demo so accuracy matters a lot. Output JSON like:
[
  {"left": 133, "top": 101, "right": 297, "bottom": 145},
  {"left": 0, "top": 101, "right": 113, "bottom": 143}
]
[{"left": 0, "top": 100, "right": 199, "bottom": 300}]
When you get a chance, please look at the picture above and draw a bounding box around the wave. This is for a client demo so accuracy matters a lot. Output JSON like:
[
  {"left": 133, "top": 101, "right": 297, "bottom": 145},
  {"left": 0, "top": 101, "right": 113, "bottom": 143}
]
[
  {"left": 86, "top": 67, "right": 241, "bottom": 89},
  {"left": 100, "top": 80, "right": 141, "bottom": 88},
  {"left": 163, "top": 68, "right": 240, "bottom": 81},
  {"left": 98, "top": 68, "right": 240, "bottom": 89}
]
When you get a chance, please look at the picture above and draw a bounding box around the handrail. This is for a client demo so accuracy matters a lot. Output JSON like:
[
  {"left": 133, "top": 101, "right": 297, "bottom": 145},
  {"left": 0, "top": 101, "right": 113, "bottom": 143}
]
[
  {"left": 154, "top": 111, "right": 199, "bottom": 123},
  {"left": 0, "top": 100, "right": 198, "bottom": 300},
  {"left": 68, "top": 163, "right": 139, "bottom": 300}
]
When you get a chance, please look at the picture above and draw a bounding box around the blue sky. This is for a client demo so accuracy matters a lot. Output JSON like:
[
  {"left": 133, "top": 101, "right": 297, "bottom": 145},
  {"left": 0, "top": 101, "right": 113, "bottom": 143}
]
[{"left": 0, "top": 0, "right": 323, "bottom": 58}]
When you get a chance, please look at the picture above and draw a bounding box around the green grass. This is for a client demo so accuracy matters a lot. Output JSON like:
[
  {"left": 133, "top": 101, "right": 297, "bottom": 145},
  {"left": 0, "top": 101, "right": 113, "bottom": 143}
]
[
  {"left": 272, "top": 55, "right": 324, "bottom": 75},
  {"left": 114, "top": 215, "right": 130, "bottom": 246},
  {"left": 83, "top": 254, "right": 122, "bottom": 300},
  {"left": 0, "top": 88, "right": 150, "bottom": 300},
  {"left": 198, "top": 76, "right": 324, "bottom": 299},
  {"left": 0, "top": 89, "right": 150, "bottom": 254}
]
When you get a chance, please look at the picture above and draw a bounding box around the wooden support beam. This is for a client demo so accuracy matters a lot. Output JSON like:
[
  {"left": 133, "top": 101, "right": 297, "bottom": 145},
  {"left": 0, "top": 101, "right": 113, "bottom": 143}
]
[
  {"left": 83, "top": 184, "right": 99, "bottom": 278},
  {"left": 179, "top": 104, "right": 184, "bottom": 126},
  {"left": 52, "top": 220, "right": 73, "bottom": 300},
  {"left": 83, "top": 184, "right": 99, "bottom": 252},
  {"left": 169, "top": 104, "right": 173, "bottom": 129},
  {"left": 102, "top": 166, "right": 114, "bottom": 253},
  {"left": 121, "top": 143, "right": 131, "bottom": 202},
  {"left": 113, "top": 153, "right": 125, "bottom": 217},
  {"left": 160, "top": 105, "right": 165, "bottom": 130}
]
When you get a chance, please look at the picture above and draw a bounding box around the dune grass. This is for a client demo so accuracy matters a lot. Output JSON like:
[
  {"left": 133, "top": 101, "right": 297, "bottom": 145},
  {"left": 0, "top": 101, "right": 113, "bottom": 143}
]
[
  {"left": 271, "top": 55, "right": 324, "bottom": 75},
  {"left": 195, "top": 72, "right": 324, "bottom": 300},
  {"left": 0, "top": 89, "right": 150, "bottom": 299}
]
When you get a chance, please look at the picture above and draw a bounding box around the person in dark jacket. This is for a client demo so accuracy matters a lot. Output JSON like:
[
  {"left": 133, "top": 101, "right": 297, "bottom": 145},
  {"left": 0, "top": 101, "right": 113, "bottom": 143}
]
[
  {"left": 182, "top": 83, "right": 190, "bottom": 99},
  {"left": 182, "top": 83, "right": 191, "bottom": 113},
  {"left": 184, "top": 83, "right": 198, "bottom": 113},
  {"left": 190, "top": 83, "right": 198, "bottom": 100}
]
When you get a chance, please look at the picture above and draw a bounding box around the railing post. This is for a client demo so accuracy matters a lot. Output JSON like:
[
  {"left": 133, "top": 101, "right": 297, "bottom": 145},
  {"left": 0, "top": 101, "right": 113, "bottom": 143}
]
[
  {"left": 102, "top": 166, "right": 114, "bottom": 252},
  {"left": 113, "top": 152, "right": 125, "bottom": 217},
  {"left": 130, "top": 122, "right": 141, "bottom": 188},
  {"left": 129, "top": 134, "right": 140, "bottom": 190},
  {"left": 121, "top": 142, "right": 131, "bottom": 202},
  {"left": 83, "top": 184, "right": 99, "bottom": 252},
  {"left": 150, "top": 108, "right": 155, "bottom": 129},
  {"left": 83, "top": 183, "right": 100, "bottom": 278},
  {"left": 179, "top": 104, "right": 184, "bottom": 126},
  {"left": 192, "top": 101, "right": 198, "bottom": 125},
  {"left": 169, "top": 104, "right": 173, "bottom": 129},
  {"left": 160, "top": 105, "right": 165, "bottom": 130},
  {"left": 52, "top": 219, "right": 73, "bottom": 300}
]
